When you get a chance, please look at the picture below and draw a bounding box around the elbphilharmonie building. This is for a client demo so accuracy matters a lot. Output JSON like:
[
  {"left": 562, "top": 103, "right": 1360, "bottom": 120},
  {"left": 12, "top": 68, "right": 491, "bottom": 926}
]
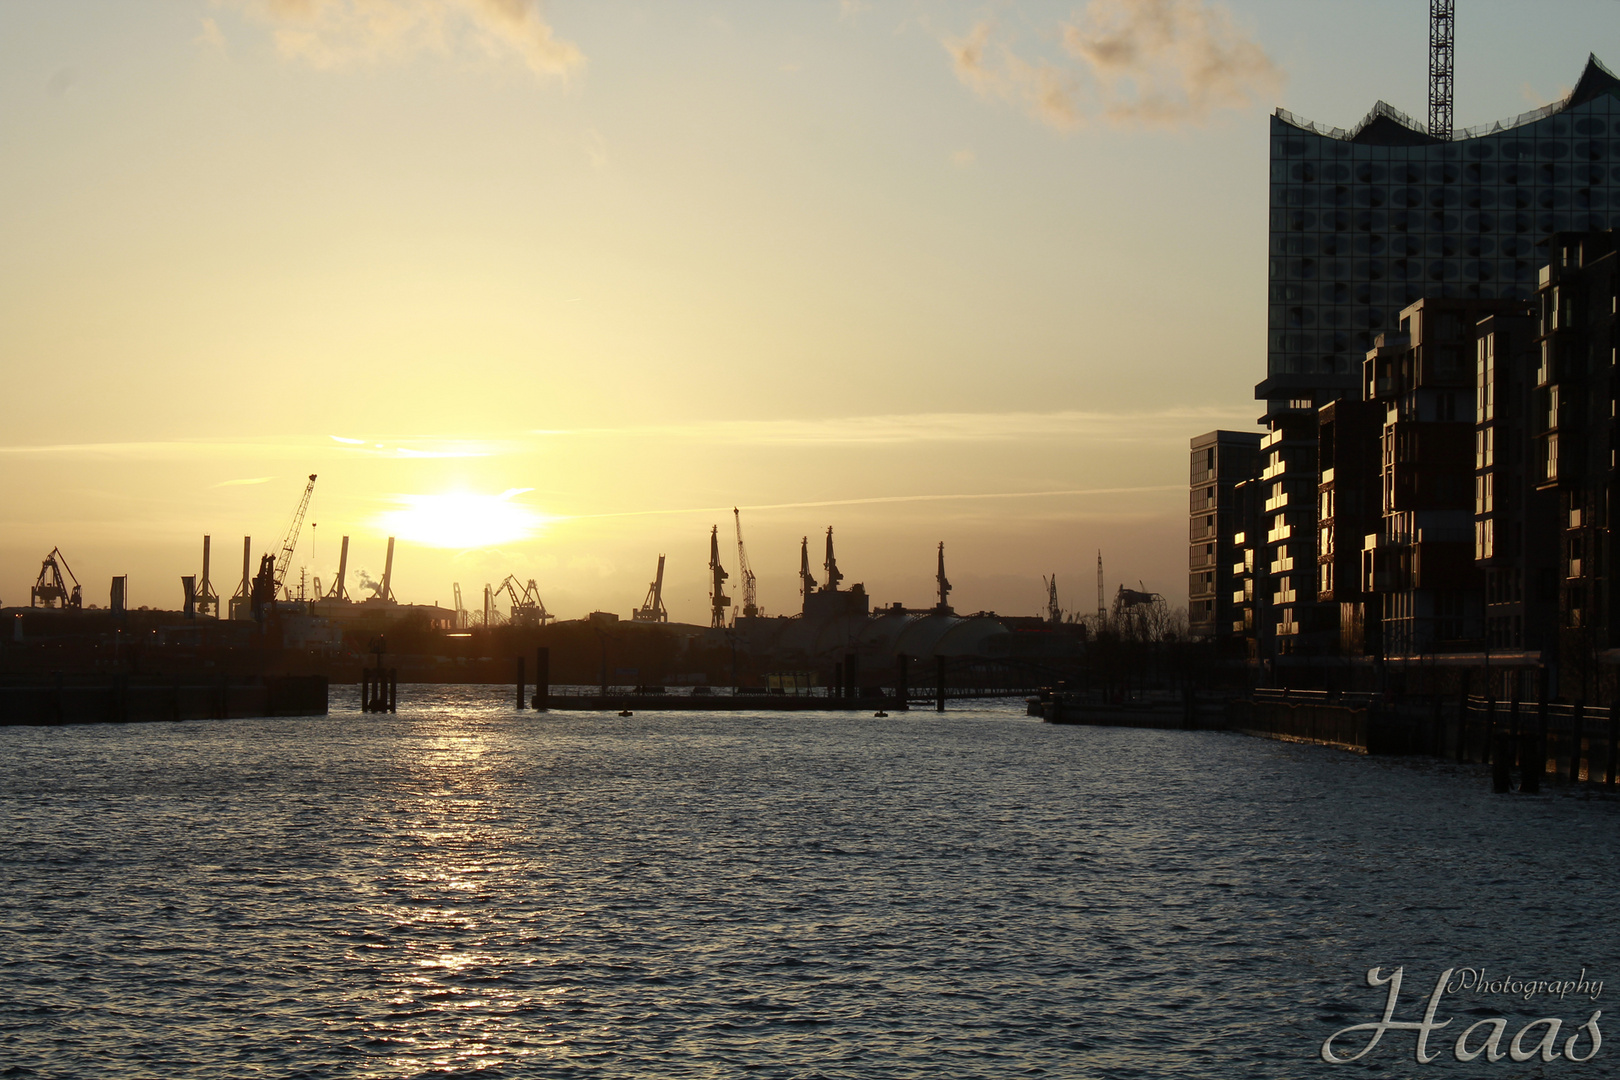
[
  {"left": 1193, "top": 55, "right": 1620, "bottom": 649},
  {"left": 1259, "top": 54, "right": 1620, "bottom": 411}
]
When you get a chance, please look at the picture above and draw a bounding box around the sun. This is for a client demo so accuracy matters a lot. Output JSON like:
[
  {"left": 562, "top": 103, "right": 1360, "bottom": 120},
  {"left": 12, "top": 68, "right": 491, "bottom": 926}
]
[{"left": 377, "top": 489, "right": 546, "bottom": 549}]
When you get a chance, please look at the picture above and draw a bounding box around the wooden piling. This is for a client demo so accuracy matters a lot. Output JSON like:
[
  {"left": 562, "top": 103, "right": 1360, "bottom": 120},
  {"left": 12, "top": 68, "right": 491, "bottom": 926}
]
[
  {"left": 1608, "top": 700, "right": 1619, "bottom": 788},
  {"left": 895, "top": 653, "right": 908, "bottom": 704},
  {"left": 936, "top": 655, "right": 946, "bottom": 713},
  {"left": 516, "top": 657, "right": 525, "bottom": 710},
  {"left": 534, "top": 647, "right": 550, "bottom": 711},
  {"left": 1571, "top": 700, "right": 1586, "bottom": 784},
  {"left": 388, "top": 668, "right": 397, "bottom": 713}
]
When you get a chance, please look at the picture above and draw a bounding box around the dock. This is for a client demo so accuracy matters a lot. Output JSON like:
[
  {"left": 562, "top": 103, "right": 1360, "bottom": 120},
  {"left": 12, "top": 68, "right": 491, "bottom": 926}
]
[{"left": 541, "top": 693, "right": 908, "bottom": 712}]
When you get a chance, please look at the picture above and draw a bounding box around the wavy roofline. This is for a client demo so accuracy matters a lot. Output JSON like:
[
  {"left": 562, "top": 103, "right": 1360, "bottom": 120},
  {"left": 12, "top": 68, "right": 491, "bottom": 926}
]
[{"left": 1275, "top": 53, "right": 1620, "bottom": 145}]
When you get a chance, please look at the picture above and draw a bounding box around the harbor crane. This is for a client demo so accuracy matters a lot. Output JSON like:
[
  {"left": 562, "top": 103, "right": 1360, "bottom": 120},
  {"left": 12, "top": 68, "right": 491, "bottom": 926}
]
[
  {"left": 709, "top": 525, "right": 730, "bottom": 628},
  {"left": 193, "top": 536, "right": 220, "bottom": 618},
  {"left": 733, "top": 508, "right": 758, "bottom": 618},
  {"left": 452, "top": 582, "right": 467, "bottom": 629},
  {"left": 1043, "top": 574, "right": 1061, "bottom": 624},
  {"left": 822, "top": 527, "right": 842, "bottom": 592},
  {"left": 271, "top": 474, "right": 317, "bottom": 597},
  {"left": 495, "top": 575, "right": 552, "bottom": 627},
  {"left": 633, "top": 555, "right": 668, "bottom": 622},
  {"left": 324, "top": 535, "right": 352, "bottom": 601},
  {"left": 935, "top": 541, "right": 951, "bottom": 614},
  {"left": 798, "top": 537, "right": 816, "bottom": 599},
  {"left": 31, "top": 547, "right": 82, "bottom": 609},
  {"left": 365, "top": 537, "right": 396, "bottom": 603}
]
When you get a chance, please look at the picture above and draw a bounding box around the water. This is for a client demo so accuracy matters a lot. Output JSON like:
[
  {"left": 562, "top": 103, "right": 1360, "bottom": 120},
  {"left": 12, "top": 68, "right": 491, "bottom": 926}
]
[{"left": 2, "top": 687, "right": 1617, "bottom": 1077}]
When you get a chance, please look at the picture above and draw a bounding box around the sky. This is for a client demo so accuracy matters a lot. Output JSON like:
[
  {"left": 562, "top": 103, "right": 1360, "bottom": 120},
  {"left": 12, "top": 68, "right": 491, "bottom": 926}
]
[{"left": 4, "top": 0, "right": 1620, "bottom": 623}]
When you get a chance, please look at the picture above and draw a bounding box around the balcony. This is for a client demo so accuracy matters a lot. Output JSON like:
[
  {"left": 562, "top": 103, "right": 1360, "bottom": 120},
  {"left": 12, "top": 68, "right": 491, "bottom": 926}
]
[
  {"left": 1264, "top": 491, "right": 1290, "bottom": 512},
  {"left": 1266, "top": 523, "right": 1293, "bottom": 544},
  {"left": 1268, "top": 556, "right": 1295, "bottom": 575}
]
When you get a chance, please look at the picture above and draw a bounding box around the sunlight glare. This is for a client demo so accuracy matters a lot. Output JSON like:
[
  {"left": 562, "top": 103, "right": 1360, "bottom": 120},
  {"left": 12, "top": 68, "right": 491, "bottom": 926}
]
[{"left": 378, "top": 489, "right": 544, "bottom": 548}]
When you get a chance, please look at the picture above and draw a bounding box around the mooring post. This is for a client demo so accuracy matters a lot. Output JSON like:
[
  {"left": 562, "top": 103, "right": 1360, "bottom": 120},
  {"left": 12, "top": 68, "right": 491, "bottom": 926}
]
[
  {"left": 360, "top": 669, "right": 368, "bottom": 713},
  {"left": 1485, "top": 696, "right": 1498, "bottom": 772},
  {"left": 1455, "top": 671, "right": 1470, "bottom": 761},
  {"left": 846, "top": 653, "right": 859, "bottom": 703},
  {"left": 1609, "top": 700, "right": 1619, "bottom": 788},
  {"left": 1524, "top": 687, "right": 1547, "bottom": 794},
  {"left": 896, "top": 653, "right": 908, "bottom": 705},
  {"left": 936, "top": 655, "right": 946, "bottom": 713},
  {"left": 534, "top": 647, "right": 550, "bottom": 711},
  {"left": 1571, "top": 699, "right": 1586, "bottom": 784},
  {"left": 516, "top": 656, "right": 525, "bottom": 710},
  {"left": 1509, "top": 692, "right": 1521, "bottom": 772},
  {"left": 833, "top": 661, "right": 843, "bottom": 702},
  {"left": 389, "top": 668, "right": 397, "bottom": 713}
]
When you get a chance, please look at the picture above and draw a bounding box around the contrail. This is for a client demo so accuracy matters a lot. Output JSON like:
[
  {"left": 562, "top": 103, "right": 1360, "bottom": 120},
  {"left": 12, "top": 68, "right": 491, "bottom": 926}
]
[{"left": 560, "top": 485, "right": 1181, "bottom": 521}]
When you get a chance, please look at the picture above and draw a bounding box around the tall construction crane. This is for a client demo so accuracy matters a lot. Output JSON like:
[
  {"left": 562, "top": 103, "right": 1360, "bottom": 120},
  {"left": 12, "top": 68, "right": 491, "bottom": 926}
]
[
  {"left": 31, "top": 547, "right": 81, "bottom": 609},
  {"left": 193, "top": 536, "right": 220, "bottom": 618},
  {"left": 1429, "top": 0, "right": 1455, "bottom": 140},
  {"left": 633, "top": 555, "right": 668, "bottom": 622},
  {"left": 733, "top": 508, "right": 758, "bottom": 618},
  {"left": 495, "top": 575, "right": 552, "bottom": 627},
  {"left": 822, "top": 527, "right": 843, "bottom": 592},
  {"left": 271, "top": 474, "right": 317, "bottom": 597},
  {"left": 935, "top": 541, "right": 951, "bottom": 613},
  {"left": 365, "top": 537, "right": 397, "bottom": 603},
  {"left": 324, "top": 535, "right": 352, "bottom": 602},
  {"left": 1043, "top": 574, "right": 1061, "bottom": 624},
  {"left": 1096, "top": 550, "right": 1105, "bottom": 622},
  {"left": 799, "top": 537, "right": 816, "bottom": 600},
  {"left": 452, "top": 582, "right": 467, "bottom": 629},
  {"left": 709, "top": 525, "right": 730, "bottom": 628}
]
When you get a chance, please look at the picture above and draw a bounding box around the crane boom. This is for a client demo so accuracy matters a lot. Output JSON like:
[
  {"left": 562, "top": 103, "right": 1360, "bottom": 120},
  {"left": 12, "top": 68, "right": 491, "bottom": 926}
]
[
  {"left": 272, "top": 474, "right": 317, "bottom": 594},
  {"left": 733, "top": 507, "right": 758, "bottom": 618},
  {"left": 709, "top": 525, "right": 730, "bottom": 628}
]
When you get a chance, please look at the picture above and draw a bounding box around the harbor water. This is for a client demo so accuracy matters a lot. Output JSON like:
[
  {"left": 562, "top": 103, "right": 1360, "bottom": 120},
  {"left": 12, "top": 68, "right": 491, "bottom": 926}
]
[{"left": 2, "top": 687, "right": 1616, "bottom": 1077}]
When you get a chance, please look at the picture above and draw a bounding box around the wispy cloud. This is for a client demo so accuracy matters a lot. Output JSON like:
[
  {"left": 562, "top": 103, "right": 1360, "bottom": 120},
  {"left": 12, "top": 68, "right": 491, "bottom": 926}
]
[
  {"left": 530, "top": 407, "right": 1255, "bottom": 446},
  {"left": 944, "top": 0, "right": 1282, "bottom": 132},
  {"left": 229, "top": 0, "right": 584, "bottom": 79},
  {"left": 212, "top": 476, "right": 276, "bottom": 487},
  {"left": 562, "top": 484, "right": 1183, "bottom": 522}
]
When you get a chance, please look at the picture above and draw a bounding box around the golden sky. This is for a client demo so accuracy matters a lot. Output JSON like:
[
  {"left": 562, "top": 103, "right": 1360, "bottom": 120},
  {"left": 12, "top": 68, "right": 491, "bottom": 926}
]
[{"left": 2, "top": 1, "right": 1615, "bottom": 620}]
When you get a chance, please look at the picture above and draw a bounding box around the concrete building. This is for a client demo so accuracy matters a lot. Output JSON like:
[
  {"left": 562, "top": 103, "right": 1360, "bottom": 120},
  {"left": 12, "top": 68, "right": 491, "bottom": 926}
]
[
  {"left": 1188, "top": 431, "right": 1262, "bottom": 641},
  {"left": 1361, "top": 298, "right": 1528, "bottom": 655},
  {"left": 1315, "top": 397, "right": 1382, "bottom": 654},
  {"left": 1472, "top": 306, "right": 1556, "bottom": 657},
  {"left": 1533, "top": 231, "right": 1620, "bottom": 696}
]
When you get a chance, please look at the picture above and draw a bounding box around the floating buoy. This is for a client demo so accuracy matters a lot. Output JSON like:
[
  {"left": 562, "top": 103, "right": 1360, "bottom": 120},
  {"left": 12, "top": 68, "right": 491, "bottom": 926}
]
[
  {"left": 874, "top": 710, "right": 888, "bottom": 718},
  {"left": 619, "top": 709, "right": 633, "bottom": 717}
]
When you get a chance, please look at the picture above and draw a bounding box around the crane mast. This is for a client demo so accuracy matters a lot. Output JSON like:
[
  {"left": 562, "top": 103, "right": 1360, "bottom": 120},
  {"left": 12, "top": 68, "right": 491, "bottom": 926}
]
[
  {"left": 1428, "top": 0, "right": 1455, "bottom": 140},
  {"left": 271, "top": 474, "right": 317, "bottom": 596},
  {"left": 733, "top": 507, "right": 758, "bottom": 618},
  {"left": 799, "top": 537, "right": 816, "bottom": 599},
  {"left": 709, "top": 525, "right": 731, "bottom": 628},
  {"left": 935, "top": 541, "right": 951, "bottom": 613},
  {"left": 823, "top": 527, "right": 842, "bottom": 592},
  {"left": 634, "top": 554, "right": 668, "bottom": 622}
]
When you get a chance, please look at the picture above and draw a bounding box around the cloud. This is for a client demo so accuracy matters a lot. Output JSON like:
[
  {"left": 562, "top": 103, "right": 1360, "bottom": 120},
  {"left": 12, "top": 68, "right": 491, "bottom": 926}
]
[
  {"left": 528, "top": 406, "right": 1256, "bottom": 447},
  {"left": 212, "top": 476, "right": 276, "bottom": 487},
  {"left": 1062, "top": 0, "right": 1284, "bottom": 126},
  {"left": 944, "top": 0, "right": 1281, "bottom": 132},
  {"left": 196, "top": 17, "right": 227, "bottom": 51},
  {"left": 944, "top": 22, "right": 1083, "bottom": 132},
  {"left": 230, "top": 0, "right": 583, "bottom": 79}
]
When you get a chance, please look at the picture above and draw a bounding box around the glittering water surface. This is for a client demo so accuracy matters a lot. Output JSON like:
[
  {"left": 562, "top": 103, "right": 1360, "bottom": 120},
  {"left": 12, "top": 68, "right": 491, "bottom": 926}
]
[{"left": 3, "top": 687, "right": 1618, "bottom": 1078}]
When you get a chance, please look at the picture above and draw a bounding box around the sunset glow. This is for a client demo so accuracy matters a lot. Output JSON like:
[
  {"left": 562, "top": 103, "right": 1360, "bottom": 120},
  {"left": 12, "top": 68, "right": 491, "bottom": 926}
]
[{"left": 377, "top": 489, "right": 545, "bottom": 549}]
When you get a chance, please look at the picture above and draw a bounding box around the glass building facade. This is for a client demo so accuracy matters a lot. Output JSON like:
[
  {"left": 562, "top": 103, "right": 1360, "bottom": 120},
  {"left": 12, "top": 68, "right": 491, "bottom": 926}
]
[{"left": 1261, "top": 54, "right": 1620, "bottom": 410}]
